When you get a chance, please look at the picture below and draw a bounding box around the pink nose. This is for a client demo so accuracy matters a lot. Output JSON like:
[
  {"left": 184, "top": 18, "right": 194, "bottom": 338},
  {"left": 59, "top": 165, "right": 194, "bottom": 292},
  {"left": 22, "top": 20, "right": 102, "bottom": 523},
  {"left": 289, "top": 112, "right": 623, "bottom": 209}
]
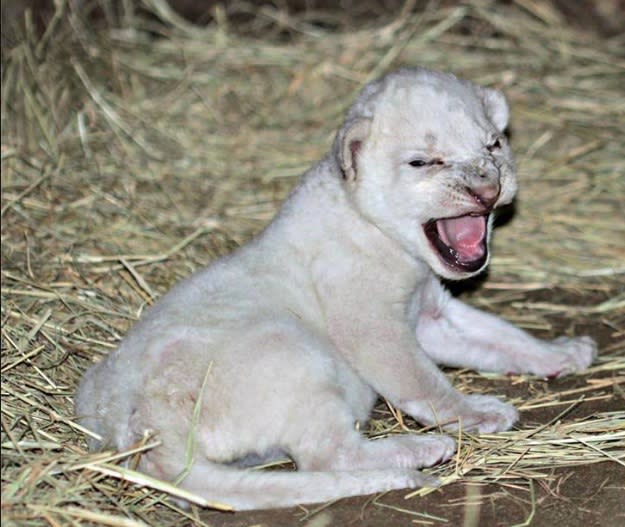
[{"left": 466, "top": 184, "right": 500, "bottom": 209}]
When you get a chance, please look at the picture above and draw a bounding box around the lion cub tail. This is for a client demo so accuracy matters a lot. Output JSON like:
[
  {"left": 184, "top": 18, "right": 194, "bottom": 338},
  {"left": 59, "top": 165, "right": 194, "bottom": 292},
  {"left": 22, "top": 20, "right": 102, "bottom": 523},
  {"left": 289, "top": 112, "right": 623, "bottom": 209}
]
[{"left": 176, "top": 460, "right": 433, "bottom": 511}]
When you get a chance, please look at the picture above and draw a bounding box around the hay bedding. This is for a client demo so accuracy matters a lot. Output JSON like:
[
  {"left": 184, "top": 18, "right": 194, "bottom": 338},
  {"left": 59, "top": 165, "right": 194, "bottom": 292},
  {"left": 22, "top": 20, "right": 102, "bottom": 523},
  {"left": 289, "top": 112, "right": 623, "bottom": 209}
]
[{"left": 1, "top": 0, "right": 624, "bottom": 525}]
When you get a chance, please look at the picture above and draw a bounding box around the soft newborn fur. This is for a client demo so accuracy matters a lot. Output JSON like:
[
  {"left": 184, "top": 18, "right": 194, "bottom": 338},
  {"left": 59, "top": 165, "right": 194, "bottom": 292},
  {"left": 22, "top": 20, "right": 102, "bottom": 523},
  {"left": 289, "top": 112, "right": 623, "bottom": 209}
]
[{"left": 76, "top": 68, "right": 596, "bottom": 510}]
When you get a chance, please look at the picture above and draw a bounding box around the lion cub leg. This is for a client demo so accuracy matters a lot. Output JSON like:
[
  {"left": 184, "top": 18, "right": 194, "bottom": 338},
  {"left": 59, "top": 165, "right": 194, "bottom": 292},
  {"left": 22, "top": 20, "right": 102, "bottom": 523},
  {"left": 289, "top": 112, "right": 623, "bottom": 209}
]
[
  {"left": 417, "top": 281, "right": 597, "bottom": 378},
  {"left": 287, "top": 398, "right": 454, "bottom": 486},
  {"left": 292, "top": 427, "right": 455, "bottom": 475}
]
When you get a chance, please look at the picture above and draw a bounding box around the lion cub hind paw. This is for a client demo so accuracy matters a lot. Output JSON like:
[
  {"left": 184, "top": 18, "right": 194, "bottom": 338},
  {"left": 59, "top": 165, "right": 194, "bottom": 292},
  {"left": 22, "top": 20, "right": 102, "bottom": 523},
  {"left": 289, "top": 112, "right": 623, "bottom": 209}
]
[
  {"left": 407, "top": 470, "right": 441, "bottom": 489},
  {"left": 446, "top": 394, "right": 519, "bottom": 433},
  {"left": 387, "top": 434, "right": 456, "bottom": 469}
]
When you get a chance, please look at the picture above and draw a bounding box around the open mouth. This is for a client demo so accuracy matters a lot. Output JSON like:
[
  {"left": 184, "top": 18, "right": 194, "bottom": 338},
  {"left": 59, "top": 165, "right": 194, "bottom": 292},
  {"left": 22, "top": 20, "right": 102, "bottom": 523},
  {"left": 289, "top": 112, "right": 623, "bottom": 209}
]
[{"left": 424, "top": 214, "right": 489, "bottom": 273}]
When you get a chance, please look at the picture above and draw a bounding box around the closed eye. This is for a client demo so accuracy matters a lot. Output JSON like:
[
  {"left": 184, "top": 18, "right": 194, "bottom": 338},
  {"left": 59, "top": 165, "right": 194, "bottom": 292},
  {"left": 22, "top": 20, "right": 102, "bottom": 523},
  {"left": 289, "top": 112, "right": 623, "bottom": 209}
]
[
  {"left": 409, "top": 158, "right": 445, "bottom": 168},
  {"left": 487, "top": 138, "right": 503, "bottom": 152}
]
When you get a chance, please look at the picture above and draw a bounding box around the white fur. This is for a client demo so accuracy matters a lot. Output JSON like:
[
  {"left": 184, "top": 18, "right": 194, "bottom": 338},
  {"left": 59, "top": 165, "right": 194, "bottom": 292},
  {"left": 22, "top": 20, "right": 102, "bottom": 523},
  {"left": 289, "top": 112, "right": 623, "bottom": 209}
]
[{"left": 75, "top": 68, "right": 596, "bottom": 510}]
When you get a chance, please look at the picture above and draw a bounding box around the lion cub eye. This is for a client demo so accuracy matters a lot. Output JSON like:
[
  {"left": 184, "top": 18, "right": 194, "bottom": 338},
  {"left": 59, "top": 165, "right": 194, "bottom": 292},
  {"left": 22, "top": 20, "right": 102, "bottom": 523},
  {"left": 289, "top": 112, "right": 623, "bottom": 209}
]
[
  {"left": 409, "top": 159, "right": 444, "bottom": 168},
  {"left": 487, "top": 138, "right": 503, "bottom": 152}
]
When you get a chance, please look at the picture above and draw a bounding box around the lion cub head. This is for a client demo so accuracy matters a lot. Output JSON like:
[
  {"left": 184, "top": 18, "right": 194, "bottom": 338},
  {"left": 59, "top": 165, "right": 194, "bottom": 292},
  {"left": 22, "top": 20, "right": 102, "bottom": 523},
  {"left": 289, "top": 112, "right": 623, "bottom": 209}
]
[{"left": 334, "top": 68, "right": 517, "bottom": 280}]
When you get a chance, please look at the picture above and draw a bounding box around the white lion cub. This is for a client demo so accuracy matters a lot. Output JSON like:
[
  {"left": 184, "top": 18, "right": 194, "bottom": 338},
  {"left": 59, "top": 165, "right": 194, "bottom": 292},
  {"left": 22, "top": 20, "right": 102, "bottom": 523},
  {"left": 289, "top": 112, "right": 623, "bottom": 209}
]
[{"left": 76, "top": 68, "right": 596, "bottom": 510}]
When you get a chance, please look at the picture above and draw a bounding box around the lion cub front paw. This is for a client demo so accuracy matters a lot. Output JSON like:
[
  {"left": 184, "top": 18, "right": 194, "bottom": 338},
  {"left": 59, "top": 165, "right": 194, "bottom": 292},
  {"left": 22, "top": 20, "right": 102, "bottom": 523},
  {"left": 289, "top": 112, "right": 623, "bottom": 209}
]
[
  {"left": 544, "top": 335, "right": 597, "bottom": 378},
  {"left": 444, "top": 394, "right": 519, "bottom": 433},
  {"left": 518, "top": 335, "right": 597, "bottom": 378}
]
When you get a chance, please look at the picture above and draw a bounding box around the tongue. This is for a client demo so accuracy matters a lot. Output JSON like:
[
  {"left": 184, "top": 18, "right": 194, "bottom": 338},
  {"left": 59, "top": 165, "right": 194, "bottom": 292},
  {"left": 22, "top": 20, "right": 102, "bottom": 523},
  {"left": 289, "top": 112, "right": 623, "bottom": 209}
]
[{"left": 437, "top": 215, "right": 486, "bottom": 262}]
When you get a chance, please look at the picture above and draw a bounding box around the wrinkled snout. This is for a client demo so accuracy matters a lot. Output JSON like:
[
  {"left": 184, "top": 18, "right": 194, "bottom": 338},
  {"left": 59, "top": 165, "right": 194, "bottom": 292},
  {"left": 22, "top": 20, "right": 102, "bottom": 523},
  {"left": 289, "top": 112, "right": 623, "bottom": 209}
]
[
  {"left": 466, "top": 181, "right": 500, "bottom": 209},
  {"left": 463, "top": 163, "right": 501, "bottom": 210}
]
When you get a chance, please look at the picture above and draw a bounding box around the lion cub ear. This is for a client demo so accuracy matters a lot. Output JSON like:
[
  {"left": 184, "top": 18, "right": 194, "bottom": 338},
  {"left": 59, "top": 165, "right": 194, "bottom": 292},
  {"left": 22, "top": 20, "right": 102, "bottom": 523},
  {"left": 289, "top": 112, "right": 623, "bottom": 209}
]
[
  {"left": 480, "top": 88, "right": 509, "bottom": 132},
  {"left": 336, "top": 118, "right": 372, "bottom": 182}
]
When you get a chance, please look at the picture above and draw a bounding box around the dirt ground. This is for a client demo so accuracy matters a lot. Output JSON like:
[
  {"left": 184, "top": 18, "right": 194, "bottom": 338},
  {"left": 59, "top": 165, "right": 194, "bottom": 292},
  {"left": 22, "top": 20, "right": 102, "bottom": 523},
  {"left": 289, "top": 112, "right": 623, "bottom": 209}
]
[{"left": 189, "top": 288, "right": 625, "bottom": 527}]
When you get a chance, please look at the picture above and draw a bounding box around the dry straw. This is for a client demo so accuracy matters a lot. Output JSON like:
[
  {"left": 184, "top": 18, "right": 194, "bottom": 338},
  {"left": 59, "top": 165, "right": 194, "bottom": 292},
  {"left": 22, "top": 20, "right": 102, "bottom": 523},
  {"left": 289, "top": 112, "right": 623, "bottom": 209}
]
[{"left": 2, "top": 0, "right": 624, "bottom": 525}]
